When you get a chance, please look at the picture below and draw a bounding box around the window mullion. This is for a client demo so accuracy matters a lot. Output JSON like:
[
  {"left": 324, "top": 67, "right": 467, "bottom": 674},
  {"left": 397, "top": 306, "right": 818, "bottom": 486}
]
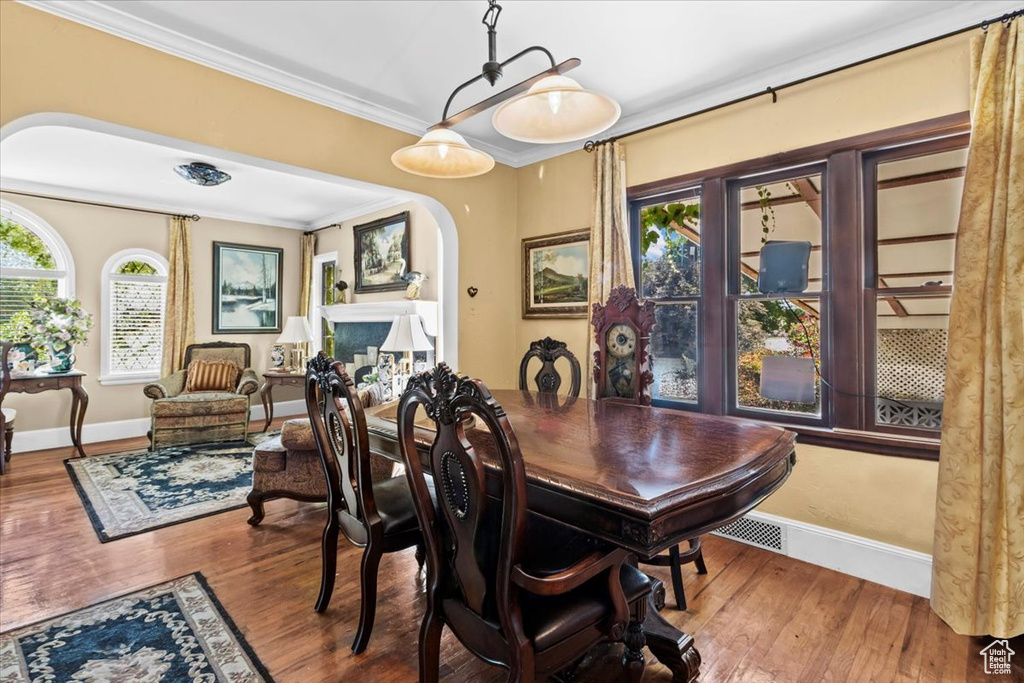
[{"left": 699, "top": 178, "right": 727, "bottom": 415}]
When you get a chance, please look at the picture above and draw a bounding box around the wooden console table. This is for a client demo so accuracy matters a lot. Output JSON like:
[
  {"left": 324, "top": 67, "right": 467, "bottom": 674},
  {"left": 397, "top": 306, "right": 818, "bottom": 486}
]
[
  {"left": 259, "top": 371, "right": 305, "bottom": 432},
  {"left": 2, "top": 370, "right": 89, "bottom": 462}
]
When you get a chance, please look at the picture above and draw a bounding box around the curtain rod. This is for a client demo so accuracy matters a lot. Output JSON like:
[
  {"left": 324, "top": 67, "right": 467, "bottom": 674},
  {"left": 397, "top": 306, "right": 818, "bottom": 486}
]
[
  {"left": 0, "top": 189, "right": 201, "bottom": 221},
  {"left": 303, "top": 223, "right": 341, "bottom": 235},
  {"left": 584, "top": 7, "right": 1023, "bottom": 151}
]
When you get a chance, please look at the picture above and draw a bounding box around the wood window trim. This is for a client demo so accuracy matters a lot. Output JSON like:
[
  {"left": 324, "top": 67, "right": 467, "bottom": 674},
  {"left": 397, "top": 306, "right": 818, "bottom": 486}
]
[
  {"left": 627, "top": 111, "right": 971, "bottom": 200},
  {"left": 628, "top": 113, "right": 969, "bottom": 462}
]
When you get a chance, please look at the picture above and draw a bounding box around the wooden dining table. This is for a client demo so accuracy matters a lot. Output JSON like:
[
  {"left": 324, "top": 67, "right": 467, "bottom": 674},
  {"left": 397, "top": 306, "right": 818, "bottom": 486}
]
[{"left": 365, "top": 389, "right": 797, "bottom": 683}]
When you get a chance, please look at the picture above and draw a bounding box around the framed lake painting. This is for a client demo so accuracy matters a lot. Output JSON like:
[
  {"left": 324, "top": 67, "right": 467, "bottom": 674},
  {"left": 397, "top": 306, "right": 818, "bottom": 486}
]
[
  {"left": 213, "top": 242, "right": 283, "bottom": 334},
  {"left": 522, "top": 229, "right": 590, "bottom": 318},
  {"left": 354, "top": 212, "right": 410, "bottom": 294}
]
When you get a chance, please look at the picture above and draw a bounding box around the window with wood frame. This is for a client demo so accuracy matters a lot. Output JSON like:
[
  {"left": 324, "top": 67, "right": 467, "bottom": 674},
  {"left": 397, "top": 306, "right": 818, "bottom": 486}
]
[{"left": 628, "top": 114, "right": 969, "bottom": 458}]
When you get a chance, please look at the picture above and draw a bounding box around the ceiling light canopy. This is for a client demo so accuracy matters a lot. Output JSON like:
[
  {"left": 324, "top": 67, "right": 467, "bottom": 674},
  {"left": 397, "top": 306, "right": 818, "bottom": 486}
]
[
  {"left": 391, "top": 128, "right": 495, "bottom": 179},
  {"left": 392, "top": 0, "right": 618, "bottom": 178},
  {"left": 492, "top": 75, "right": 621, "bottom": 144},
  {"left": 174, "top": 162, "right": 231, "bottom": 186}
]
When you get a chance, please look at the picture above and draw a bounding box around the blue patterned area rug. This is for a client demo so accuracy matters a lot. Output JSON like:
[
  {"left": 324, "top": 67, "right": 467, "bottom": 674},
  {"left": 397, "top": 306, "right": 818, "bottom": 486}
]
[
  {"left": 66, "top": 434, "right": 276, "bottom": 542},
  {"left": 0, "top": 573, "right": 272, "bottom": 682}
]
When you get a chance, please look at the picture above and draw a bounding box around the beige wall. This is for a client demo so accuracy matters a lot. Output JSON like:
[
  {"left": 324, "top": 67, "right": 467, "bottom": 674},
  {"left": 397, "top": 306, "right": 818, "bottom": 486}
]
[
  {"left": 0, "top": 191, "right": 306, "bottom": 432},
  {"left": 0, "top": 1, "right": 520, "bottom": 397},
  {"left": 1, "top": 3, "right": 964, "bottom": 553},
  {"left": 316, "top": 200, "right": 439, "bottom": 304},
  {"left": 513, "top": 36, "right": 973, "bottom": 553}
]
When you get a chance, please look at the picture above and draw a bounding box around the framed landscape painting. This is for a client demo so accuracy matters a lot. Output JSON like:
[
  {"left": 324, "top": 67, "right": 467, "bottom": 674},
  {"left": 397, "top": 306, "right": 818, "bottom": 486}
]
[
  {"left": 213, "top": 242, "right": 283, "bottom": 334},
  {"left": 522, "top": 229, "right": 591, "bottom": 318},
  {"left": 354, "top": 212, "right": 410, "bottom": 294}
]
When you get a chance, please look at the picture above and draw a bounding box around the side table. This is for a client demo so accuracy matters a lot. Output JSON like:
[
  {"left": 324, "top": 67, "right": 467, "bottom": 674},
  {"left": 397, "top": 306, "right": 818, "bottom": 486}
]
[
  {"left": 259, "top": 371, "right": 305, "bottom": 432},
  {"left": 1, "top": 370, "right": 88, "bottom": 474}
]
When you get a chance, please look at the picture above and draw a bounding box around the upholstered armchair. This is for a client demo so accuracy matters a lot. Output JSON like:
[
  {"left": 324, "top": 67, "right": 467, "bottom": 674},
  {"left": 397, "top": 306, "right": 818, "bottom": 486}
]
[{"left": 144, "top": 342, "right": 259, "bottom": 450}]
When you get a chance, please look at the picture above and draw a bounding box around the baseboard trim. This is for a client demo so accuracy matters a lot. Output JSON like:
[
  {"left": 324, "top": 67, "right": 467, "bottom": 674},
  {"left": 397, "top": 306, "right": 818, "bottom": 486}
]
[
  {"left": 714, "top": 510, "right": 933, "bottom": 598},
  {"left": 10, "top": 399, "right": 308, "bottom": 453}
]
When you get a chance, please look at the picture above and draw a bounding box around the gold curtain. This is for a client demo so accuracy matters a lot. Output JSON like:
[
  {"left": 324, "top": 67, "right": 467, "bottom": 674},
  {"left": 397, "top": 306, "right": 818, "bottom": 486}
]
[
  {"left": 161, "top": 216, "right": 196, "bottom": 374},
  {"left": 931, "top": 19, "right": 1023, "bottom": 639},
  {"left": 298, "top": 233, "right": 317, "bottom": 318},
  {"left": 588, "top": 141, "right": 635, "bottom": 397}
]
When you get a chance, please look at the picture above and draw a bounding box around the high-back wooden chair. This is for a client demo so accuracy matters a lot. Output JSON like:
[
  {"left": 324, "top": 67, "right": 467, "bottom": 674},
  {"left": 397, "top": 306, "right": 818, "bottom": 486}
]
[
  {"left": 518, "top": 337, "right": 581, "bottom": 397},
  {"left": 0, "top": 343, "right": 15, "bottom": 475},
  {"left": 398, "top": 363, "right": 651, "bottom": 683},
  {"left": 304, "top": 351, "right": 424, "bottom": 654}
]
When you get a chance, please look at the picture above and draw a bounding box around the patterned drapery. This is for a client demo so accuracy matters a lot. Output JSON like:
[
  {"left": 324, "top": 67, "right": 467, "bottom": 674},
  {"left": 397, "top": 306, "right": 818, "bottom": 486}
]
[
  {"left": 588, "top": 141, "right": 635, "bottom": 397},
  {"left": 298, "top": 233, "right": 316, "bottom": 319},
  {"left": 161, "top": 216, "right": 195, "bottom": 375},
  {"left": 931, "top": 18, "right": 1023, "bottom": 638}
]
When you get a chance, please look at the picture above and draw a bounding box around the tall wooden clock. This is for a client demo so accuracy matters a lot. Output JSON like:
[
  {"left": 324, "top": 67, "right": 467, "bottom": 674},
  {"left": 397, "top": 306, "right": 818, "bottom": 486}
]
[{"left": 591, "top": 285, "right": 655, "bottom": 405}]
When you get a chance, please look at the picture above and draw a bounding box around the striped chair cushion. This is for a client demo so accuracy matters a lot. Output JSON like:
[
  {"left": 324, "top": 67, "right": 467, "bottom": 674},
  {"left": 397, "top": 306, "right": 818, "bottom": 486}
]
[{"left": 184, "top": 359, "right": 240, "bottom": 393}]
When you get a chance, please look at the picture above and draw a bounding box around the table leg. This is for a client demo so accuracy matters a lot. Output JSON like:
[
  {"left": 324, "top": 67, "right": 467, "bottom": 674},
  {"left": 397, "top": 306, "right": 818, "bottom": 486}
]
[
  {"left": 260, "top": 382, "right": 273, "bottom": 432},
  {"left": 69, "top": 383, "right": 89, "bottom": 458},
  {"left": 643, "top": 578, "right": 701, "bottom": 682}
]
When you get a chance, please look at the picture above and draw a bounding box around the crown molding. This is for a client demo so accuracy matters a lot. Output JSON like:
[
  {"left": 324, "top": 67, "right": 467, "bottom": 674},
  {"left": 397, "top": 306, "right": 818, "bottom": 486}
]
[
  {"left": 309, "top": 196, "right": 407, "bottom": 229},
  {"left": 16, "top": 0, "right": 1014, "bottom": 170},
  {"left": 17, "top": 0, "right": 518, "bottom": 167},
  {"left": 0, "top": 178, "right": 316, "bottom": 230}
]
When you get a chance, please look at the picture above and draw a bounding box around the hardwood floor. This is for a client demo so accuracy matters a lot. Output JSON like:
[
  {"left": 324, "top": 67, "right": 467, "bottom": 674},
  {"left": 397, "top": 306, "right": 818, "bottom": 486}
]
[{"left": 1, "top": 423, "right": 1019, "bottom": 682}]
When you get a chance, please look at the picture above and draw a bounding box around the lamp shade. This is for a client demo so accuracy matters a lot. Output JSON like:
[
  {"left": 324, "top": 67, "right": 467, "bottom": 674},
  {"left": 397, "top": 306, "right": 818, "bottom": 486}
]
[
  {"left": 277, "top": 316, "right": 315, "bottom": 344},
  {"left": 391, "top": 128, "right": 495, "bottom": 179},
  {"left": 492, "top": 75, "right": 620, "bottom": 144},
  {"left": 380, "top": 314, "right": 434, "bottom": 353}
]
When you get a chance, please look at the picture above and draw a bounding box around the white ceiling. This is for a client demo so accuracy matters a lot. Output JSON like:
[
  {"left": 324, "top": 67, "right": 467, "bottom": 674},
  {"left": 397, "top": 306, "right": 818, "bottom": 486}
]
[
  {"left": 22, "top": 0, "right": 1017, "bottom": 167},
  {"left": 0, "top": 125, "right": 403, "bottom": 229}
]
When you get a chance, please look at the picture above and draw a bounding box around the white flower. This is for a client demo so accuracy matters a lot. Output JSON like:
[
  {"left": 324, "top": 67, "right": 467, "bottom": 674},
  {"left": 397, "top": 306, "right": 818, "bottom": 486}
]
[{"left": 58, "top": 331, "right": 72, "bottom": 341}]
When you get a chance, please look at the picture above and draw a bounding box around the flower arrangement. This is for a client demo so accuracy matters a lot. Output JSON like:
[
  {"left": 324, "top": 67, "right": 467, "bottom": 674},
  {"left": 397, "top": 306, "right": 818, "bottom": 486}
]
[{"left": 27, "top": 297, "right": 93, "bottom": 352}]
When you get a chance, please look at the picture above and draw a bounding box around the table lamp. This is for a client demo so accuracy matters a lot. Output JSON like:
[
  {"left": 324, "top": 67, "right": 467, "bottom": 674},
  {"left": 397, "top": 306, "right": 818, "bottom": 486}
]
[
  {"left": 277, "top": 316, "right": 315, "bottom": 372},
  {"left": 380, "top": 314, "right": 434, "bottom": 393}
]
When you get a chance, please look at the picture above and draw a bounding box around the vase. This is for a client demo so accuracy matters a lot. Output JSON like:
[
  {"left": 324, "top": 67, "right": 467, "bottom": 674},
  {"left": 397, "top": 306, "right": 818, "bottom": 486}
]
[
  {"left": 6, "top": 342, "right": 39, "bottom": 377},
  {"left": 47, "top": 343, "right": 76, "bottom": 374}
]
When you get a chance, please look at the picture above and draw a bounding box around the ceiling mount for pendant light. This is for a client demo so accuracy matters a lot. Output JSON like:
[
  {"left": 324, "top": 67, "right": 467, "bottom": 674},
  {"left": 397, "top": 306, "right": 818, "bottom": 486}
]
[
  {"left": 391, "top": 0, "right": 619, "bottom": 178},
  {"left": 174, "top": 162, "right": 231, "bottom": 186}
]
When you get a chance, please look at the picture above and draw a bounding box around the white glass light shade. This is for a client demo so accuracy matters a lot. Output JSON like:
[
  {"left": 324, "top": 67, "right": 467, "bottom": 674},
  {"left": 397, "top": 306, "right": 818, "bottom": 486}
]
[
  {"left": 277, "top": 316, "right": 315, "bottom": 344},
  {"left": 391, "top": 128, "right": 495, "bottom": 179},
  {"left": 492, "top": 75, "right": 621, "bottom": 144},
  {"left": 380, "top": 314, "right": 434, "bottom": 353}
]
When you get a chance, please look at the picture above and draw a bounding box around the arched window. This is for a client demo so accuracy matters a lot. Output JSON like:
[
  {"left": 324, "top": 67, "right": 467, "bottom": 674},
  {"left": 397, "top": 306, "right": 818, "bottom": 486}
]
[
  {"left": 0, "top": 201, "right": 75, "bottom": 339},
  {"left": 100, "top": 249, "right": 168, "bottom": 385}
]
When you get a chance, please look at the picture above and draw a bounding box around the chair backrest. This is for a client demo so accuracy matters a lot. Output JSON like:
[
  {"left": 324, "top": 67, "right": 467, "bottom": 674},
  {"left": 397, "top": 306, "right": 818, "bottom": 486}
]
[
  {"left": 0, "top": 342, "right": 11, "bottom": 405},
  {"left": 518, "top": 337, "right": 581, "bottom": 398},
  {"left": 185, "top": 342, "right": 251, "bottom": 369},
  {"left": 398, "top": 364, "right": 529, "bottom": 640},
  {"left": 305, "top": 351, "right": 378, "bottom": 543}
]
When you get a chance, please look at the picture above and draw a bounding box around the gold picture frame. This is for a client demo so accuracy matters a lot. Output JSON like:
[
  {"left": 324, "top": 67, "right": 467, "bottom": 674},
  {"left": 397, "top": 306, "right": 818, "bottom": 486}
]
[{"left": 521, "top": 229, "right": 591, "bottom": 319}]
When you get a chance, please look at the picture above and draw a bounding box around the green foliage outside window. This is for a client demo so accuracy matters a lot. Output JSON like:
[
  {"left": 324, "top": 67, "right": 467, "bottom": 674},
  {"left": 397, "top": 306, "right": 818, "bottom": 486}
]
[
  {"left": 116, "top": 260, "right": 158, "bottom": 275},
  {"left": 1, "top": 217, "right": 57, "bottom": 269}
]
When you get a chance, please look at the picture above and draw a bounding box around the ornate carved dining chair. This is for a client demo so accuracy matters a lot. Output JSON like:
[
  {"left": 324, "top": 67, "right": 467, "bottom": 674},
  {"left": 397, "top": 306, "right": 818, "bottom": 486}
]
[
  {"left": 304, "top": 352, "right": 425, "bottom": 654},
  {"left": 592, "top": 285, "right": 708, "bottom": 610},
  {"left": 518, "top": 337, "right": 581, "bottom": 398},
  {"left": 0, "top": 343, "right": 15, "bottom": 475},
  {"left": 398, "top": 363, "right": 651, "bottom": 683}
]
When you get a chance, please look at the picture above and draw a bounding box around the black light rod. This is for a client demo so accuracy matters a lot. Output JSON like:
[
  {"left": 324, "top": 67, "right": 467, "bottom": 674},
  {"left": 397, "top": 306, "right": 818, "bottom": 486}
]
[{"left": 0, "top": 189, "right": 200, "bottom": 221}]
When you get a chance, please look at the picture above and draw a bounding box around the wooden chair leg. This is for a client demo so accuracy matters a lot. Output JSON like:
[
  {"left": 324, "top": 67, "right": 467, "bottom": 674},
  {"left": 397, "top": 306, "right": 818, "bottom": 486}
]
[
  {"left": 4, "top": 425, "right": 12, "bottom": 463},
  {"left": 419, "top": 607, "right": 443, "bottom": 683},
  {"left": 415, "top": 541, "right": 426, "bottom": 575},
  {"left": 352, "top": 543, "right": 382, "bottom": 654},
  {"left": 668, "top": 544, "right": 686, "bottom": 611},
  {"left": 246, "top": 490, "right": 266, "bottom": 526},
  {"left": 314, "top": 517, "right": 340, "bottom": 613},
  {"left": 622, "top": 618, "right": 647, "bottom": 683},
  {"left": 691, "top": 538, "right": 708, "bottom": 575}
]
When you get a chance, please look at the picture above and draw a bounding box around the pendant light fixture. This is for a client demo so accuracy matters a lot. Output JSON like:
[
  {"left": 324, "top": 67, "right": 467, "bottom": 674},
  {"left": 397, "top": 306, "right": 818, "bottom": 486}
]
[{"left": 392, "top": 0, "right": 619, "bottom": 178}]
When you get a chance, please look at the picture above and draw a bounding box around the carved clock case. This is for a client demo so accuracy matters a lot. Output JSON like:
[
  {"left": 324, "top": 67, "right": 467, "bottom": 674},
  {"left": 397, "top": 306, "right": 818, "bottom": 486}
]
[{"left": 591, "top": 285, "right": 655, "bottom": 405}]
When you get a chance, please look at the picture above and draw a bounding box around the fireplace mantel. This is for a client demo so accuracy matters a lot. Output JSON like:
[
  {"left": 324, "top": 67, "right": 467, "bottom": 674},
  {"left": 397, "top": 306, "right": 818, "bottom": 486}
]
[{"left": 320, "top": 301, "right": 438, "bottom": 336}]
